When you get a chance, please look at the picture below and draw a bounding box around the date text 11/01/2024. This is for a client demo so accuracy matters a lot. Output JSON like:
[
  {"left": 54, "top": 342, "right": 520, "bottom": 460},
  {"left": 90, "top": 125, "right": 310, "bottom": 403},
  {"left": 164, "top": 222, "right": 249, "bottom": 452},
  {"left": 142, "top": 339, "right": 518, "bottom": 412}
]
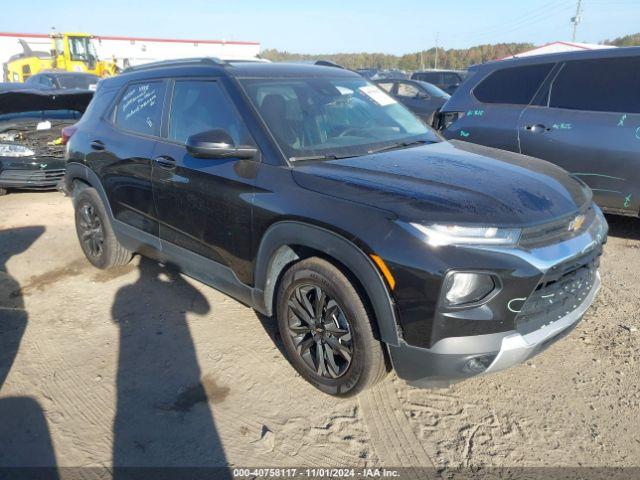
[{"left": 233, "top": 468, "right": 401, "bottom": 477}]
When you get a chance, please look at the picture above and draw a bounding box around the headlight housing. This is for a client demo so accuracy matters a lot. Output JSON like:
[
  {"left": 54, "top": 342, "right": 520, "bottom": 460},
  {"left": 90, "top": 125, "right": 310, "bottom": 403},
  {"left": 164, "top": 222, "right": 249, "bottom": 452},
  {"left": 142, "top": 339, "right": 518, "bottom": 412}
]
[
  {"left": 409, "top": 223, "right": 521, "bottom": 247},
  {"left": 0, "top": 144, "right": 35, "bottom": 157}
]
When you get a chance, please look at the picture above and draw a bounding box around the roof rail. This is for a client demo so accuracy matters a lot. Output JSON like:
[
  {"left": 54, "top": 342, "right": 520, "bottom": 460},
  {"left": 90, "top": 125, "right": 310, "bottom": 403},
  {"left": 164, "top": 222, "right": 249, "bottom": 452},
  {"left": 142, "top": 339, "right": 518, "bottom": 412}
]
[{"left": 122, "top": 57, "right": 227, "bottom": 73}]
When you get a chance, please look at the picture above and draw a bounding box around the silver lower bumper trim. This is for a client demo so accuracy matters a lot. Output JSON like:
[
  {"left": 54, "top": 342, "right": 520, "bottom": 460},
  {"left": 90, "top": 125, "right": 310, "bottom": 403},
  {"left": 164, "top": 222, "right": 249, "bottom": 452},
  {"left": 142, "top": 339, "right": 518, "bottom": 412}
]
[{"left": 484, "top": 271, "right": 601, "bottom": 374}]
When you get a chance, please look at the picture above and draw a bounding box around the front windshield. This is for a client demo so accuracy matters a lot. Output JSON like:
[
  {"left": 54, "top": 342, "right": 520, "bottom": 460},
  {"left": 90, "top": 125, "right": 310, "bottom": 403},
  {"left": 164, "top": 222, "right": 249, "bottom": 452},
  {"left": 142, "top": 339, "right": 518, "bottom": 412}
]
[
  {"left": 240, "top": 76, "right": 441, "bottom": 160},
  {"left": 69, "top": 37, "right": 97, "bottom": 62}
]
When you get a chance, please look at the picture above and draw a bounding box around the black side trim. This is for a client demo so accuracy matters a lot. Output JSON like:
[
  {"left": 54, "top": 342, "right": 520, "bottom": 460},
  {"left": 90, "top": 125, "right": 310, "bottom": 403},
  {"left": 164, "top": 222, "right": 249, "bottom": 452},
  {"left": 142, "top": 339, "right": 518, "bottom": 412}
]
[{"left": 253, "top": 221, "right": 401, "bottom": 346}]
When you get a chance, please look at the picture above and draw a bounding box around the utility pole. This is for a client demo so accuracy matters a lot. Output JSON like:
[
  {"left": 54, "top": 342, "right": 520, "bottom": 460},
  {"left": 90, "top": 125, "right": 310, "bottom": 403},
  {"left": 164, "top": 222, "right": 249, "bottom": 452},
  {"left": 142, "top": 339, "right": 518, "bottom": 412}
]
[
  {"left": 434, "top": 32, "right": 439, "bottom": 69},
  {"left": 571, "top": 0, "right": 583, "bottom": 42}
]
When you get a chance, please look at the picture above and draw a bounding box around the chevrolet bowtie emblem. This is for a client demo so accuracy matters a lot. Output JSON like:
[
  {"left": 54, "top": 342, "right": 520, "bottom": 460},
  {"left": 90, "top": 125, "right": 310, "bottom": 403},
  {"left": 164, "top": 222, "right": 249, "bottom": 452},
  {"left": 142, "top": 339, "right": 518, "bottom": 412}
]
[{"left": 568, "top": 214, "right": 586, "bottom": 232}]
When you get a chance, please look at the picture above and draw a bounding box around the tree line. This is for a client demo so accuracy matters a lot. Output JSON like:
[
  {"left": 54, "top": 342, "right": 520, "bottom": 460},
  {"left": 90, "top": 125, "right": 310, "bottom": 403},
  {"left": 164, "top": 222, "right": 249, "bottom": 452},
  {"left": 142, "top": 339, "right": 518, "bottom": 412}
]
[{"left": 261, "top": 32, "right": 640, "bottom": 71}]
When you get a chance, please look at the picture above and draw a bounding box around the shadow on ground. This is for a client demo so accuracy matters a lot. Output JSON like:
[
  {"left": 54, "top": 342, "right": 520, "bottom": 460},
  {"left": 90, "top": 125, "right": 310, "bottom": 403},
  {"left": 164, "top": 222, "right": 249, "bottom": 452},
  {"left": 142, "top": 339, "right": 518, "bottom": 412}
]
[
  {"left": 111, "top": 257, "right": 230, "bottom": 477},
  {"left": 605, "top": 214, "right": 640, "bottom": 241},
  {"left": 0, "top": 226, "right": 58, "bottom": 474}
]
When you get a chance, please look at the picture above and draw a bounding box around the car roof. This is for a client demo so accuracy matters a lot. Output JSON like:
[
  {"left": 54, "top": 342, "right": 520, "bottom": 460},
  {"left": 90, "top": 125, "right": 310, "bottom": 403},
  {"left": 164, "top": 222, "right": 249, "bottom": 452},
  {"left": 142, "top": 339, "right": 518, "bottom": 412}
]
[
  {"left": 474, "top": 45, "right": 640, "bottom": 71},
  {"left": 108, "top": 58, "right": 359, "bottom": 86},
  {"left": 413, "top": 69, "right": 466, "bottom": 74}
]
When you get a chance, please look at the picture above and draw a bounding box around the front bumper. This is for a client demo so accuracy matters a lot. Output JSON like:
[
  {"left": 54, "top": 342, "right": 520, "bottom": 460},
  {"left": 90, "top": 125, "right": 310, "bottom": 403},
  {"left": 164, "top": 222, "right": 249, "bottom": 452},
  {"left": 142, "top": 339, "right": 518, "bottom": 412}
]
[
  {"left": 389, "top": 273, "right": 599, "bottom": 387},
  {"left": 485, "top": 270, "right": 600, "bottom": 374},
  {"left": 0, "top": 157, "right": 65, "bottom": 190},
  {"left": 388, "top": 208, "right": 607, "bottom": 387}
]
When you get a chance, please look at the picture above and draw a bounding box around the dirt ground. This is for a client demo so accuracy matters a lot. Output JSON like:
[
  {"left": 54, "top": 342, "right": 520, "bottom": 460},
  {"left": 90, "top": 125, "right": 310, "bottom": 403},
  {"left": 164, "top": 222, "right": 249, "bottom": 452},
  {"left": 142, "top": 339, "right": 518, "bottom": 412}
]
[{"left": 1, "top": 191, "right": 639, "bottom": 474}]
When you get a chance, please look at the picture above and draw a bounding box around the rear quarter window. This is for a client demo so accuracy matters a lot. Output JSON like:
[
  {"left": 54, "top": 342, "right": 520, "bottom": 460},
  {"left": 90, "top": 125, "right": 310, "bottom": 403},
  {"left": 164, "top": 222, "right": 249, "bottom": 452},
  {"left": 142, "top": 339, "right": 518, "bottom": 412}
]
[
  {"left": 114, "top": 81, "right": 165, "bottom": 136},
  {"left": 473, "top": 63, "right": 554, "bottom": 105},
  {"left": 549, "top": 56, "right": 640, "bottom": 113}
]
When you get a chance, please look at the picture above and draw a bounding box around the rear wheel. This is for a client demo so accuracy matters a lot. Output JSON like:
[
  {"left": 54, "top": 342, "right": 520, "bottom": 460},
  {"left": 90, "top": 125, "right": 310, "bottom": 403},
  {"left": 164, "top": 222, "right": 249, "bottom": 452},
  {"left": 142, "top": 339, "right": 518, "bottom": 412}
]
[
  {"left": 276, "top": 257, "right": 388, "bottom": 397},
  {"left": 74, "top": 188, "right": 132, "bottom": 269}
]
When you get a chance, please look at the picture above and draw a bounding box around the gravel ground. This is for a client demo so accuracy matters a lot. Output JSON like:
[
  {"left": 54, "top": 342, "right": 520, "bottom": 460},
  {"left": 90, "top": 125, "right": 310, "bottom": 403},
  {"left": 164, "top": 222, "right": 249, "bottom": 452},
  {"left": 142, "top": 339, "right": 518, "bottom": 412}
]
[{"left": 0, "top": 191, "right": 638, "bottom": 475}]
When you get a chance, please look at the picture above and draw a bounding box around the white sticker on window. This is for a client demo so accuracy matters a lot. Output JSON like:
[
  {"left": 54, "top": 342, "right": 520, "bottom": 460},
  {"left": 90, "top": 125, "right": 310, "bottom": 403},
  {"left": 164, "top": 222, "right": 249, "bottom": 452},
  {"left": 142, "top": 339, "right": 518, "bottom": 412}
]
[{"left": 358, "top": 85, "right": 397, "bottom": 106}]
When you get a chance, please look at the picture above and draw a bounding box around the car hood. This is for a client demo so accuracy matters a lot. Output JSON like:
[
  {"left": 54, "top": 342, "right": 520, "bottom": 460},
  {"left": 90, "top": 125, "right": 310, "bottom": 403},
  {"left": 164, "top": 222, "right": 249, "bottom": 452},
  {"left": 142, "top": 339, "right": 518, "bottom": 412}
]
[
  {"left": 292, "top": 140, "right": 590, "bottom": 226},
  {"left": 0, "top": 89, "right": 93, "bottom": 115}
]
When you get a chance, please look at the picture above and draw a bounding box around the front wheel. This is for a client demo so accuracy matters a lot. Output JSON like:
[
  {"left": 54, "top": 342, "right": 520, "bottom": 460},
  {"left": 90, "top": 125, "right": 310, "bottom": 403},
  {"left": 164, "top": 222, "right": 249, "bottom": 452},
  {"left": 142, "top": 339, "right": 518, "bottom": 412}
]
[{"left": 276, "top": 257, "right": 388, "bottom": 397}]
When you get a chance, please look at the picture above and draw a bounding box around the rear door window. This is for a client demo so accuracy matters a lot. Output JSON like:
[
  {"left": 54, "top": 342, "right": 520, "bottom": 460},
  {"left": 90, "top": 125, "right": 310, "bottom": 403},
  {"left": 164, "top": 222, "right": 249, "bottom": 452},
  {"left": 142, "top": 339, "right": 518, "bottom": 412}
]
[
  {"left": 167, "top": 80, "right": 252, "bottom": 146},
  {"left": 376, "top": 82, "right": 395, "bottom": 93},
  {"left": 442, "top": 72, "right": 460, "bottom": 85},
  {"left": 114, "top": 81, "right": 166, "bottom": 136},
  {"left": 549, "top": 56, "right": 640, "bottom": 113},
  {"left": 415, "top": 72, "right": 441, "bottom": 84},
  {"left": 473, "top": 63, "right": 553, "bottom": 105},
  {"left": 396, "top": 82, "right": 422, "bottom": 98}
]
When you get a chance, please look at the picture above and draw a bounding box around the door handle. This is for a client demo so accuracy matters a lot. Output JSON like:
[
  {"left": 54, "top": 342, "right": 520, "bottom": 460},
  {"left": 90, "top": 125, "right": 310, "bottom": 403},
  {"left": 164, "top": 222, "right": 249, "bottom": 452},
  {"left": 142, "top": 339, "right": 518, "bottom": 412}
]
[
  {"left": 524, "top": 124, "right": 550, "bottom": 133},
  {"left": 90, "top": 140, "right": 105, "bottom": 151},
  {"left": 154, "top": 155, "right": 176, "bottom": 169}
]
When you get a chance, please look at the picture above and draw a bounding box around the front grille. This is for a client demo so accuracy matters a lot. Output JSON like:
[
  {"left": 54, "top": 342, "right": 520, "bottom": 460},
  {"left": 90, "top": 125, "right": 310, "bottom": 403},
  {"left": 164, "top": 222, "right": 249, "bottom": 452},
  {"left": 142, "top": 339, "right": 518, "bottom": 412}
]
[
  {"left": 518, "top": 206, "right": 596, "bottom": 249},
  {"left": 0, "top": 168, "right": 65, "bottom": 186},
  {"left": 515, "top": 250, "right": 600, "bottom": 336}
]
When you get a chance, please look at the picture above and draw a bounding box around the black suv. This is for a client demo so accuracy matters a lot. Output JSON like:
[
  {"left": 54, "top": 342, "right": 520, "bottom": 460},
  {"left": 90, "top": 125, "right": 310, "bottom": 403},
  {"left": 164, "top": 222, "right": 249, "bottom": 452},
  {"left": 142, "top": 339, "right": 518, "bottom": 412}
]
[
  {"left": 63, "top": 59, "right": 607, "bottom": 396},
  {"left": 438, "top": 47, "right": 640, "bottom": 217}
]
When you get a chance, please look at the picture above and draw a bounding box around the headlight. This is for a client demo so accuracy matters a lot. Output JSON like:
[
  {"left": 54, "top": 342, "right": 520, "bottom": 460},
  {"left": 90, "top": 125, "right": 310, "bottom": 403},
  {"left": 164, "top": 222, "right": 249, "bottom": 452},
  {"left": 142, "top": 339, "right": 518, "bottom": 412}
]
[
  {"left": 444, "top": 272, "right": 496, "bottom": 306},
  {"left": 0, "top": 144, "right": 35, "bottom": 157},
  {"left": 410, "top": 223, "right": 521, "bottom": 247}
]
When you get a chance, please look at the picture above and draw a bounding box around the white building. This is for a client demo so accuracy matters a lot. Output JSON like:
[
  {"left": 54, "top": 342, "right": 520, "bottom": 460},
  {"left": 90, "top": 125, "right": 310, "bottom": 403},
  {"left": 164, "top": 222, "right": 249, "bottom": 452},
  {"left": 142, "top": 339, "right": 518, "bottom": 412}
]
[{"left": 94, "top": 34, "right": 262, "bottom": 68}]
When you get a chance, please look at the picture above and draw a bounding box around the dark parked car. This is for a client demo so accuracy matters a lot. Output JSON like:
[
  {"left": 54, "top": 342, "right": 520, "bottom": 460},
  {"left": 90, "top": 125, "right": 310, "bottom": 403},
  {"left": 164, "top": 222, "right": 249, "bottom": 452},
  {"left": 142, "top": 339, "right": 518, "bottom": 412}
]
[
  {"left": 355, "top": 68, "right": 380, "bottom": 79},
  {"left": 25, "top": 71, "right": 99, "bottom": 91},
  {"left": 371, "top": 69, "right": 408, "bottom": 80},
  {"left": 375, "top": 79, "right": 449, "bottom": 124},
  {"left": 438, "top": 47, "right": 640, "bottom": 217},
  {"left": 62, "top": 59, "right": 606, "bottom": 396},
  {"left": 0, "top": 89, "right": 91, "bottom": 195},
  {"left": 411, "top": 70, "right": 467, "bottom": 95}
]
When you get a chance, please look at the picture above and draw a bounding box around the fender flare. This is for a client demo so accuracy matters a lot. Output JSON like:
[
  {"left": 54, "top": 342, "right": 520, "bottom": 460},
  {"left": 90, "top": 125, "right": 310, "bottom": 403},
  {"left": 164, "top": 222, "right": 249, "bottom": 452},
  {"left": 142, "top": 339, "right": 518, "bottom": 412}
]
[
  {"left": 252, "top": 221, "right": 401, "bottom": 346},
  {"left": 64, "top": 162, "right": 114, "bottom": 219}
]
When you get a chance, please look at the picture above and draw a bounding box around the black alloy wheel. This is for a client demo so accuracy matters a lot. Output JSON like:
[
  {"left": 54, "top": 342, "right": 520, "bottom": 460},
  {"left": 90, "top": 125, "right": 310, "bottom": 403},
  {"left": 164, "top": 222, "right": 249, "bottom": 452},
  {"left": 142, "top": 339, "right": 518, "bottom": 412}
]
[
  {"left": 78, "top": 203, "right": 104, "bottom": 259},
  {"left": 286, "top": 284, "right": 353, "bottom": 379}
]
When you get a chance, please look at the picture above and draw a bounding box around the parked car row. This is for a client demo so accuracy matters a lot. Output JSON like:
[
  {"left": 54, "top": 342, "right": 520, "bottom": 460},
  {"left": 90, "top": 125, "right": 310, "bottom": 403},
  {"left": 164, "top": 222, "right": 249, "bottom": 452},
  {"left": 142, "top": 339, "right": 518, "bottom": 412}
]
[
  {"left": 374, "top": 78, "right": 450, "bottom": 125},
  {"left": 58, "top": 58, "right": 607, "bottom": 396},
  {"left": 411, "top": 69, "right": 468, "bottom": 94}
]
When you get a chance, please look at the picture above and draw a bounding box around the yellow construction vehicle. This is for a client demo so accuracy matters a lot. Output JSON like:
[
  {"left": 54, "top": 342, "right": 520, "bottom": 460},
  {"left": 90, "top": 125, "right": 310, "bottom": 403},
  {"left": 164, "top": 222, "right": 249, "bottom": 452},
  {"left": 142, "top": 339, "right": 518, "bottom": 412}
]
[{"left": 4, "top": 32, "right": 118, "bottom": 82}]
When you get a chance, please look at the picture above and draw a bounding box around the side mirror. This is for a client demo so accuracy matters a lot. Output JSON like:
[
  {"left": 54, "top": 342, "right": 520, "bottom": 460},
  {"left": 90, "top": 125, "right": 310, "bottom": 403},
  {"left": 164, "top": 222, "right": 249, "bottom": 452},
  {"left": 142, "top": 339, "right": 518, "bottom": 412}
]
[
  {"left": 416, "top": 91, "right": 429, "bottom": 99},
  {"left": 186, "top": 129, "right": 257, "bottom": 160}
]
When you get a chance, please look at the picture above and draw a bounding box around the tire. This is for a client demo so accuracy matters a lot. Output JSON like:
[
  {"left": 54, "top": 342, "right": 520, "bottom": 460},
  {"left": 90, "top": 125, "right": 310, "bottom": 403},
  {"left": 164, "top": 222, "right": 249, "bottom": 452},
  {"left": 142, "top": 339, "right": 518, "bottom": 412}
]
[
  {"left": 276, "top": 257, "right": 388, "bottom": 397},
  {"left": 74, "top": 187, "right": 132, "bottom": 269},
  {"left": 0, "top": 187, "right": 7, "bottom": 196}
]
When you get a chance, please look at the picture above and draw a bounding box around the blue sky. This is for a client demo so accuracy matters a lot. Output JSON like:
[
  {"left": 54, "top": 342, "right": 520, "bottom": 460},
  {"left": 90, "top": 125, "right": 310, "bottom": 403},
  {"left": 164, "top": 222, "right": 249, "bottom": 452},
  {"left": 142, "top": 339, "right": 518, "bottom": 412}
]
[{"left": 1, "top": 0, "right": 638, "bottom": 54}]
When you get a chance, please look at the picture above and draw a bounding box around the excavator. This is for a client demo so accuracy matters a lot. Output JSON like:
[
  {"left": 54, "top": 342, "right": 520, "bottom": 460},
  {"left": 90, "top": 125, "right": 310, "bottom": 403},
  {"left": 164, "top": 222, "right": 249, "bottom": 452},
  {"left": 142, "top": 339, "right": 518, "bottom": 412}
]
[{"left": 3, "top": 32, "right": 119, "bottom": 83}]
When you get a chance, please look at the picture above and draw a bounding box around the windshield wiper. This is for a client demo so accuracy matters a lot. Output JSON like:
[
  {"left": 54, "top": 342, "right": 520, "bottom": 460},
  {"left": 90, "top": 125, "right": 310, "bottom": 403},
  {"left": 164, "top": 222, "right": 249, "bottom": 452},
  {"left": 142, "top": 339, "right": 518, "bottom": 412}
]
[
  {"left": 289, "top": 153, "right": 361, "bottom": 162},
  {"left": 366, "top": 139, "right": 430, "bottom": 155},
  {"left": 288, "top": 140, "right": 431, "bottom": 162},
  {"left": 289, "top": 154, "right": 339, "bottom": 162}
]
